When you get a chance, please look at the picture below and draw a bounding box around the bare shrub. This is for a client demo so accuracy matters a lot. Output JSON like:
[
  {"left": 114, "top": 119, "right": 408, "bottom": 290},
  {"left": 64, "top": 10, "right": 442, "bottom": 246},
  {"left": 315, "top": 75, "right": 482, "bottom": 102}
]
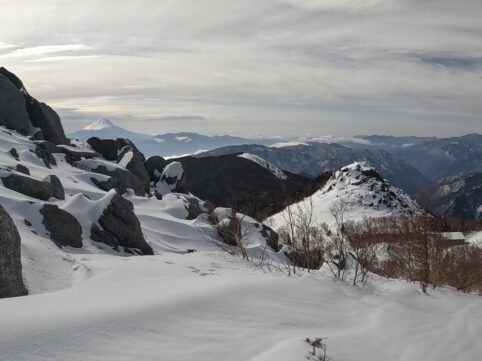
[{"left": 305, "top": 337, "right": 331, "bottom": 361}]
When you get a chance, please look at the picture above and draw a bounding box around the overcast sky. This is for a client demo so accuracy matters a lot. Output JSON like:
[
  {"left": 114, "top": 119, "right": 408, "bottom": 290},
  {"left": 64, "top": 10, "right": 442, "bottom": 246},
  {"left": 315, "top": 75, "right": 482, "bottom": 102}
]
[{"left": 1, "top": 0, "right": 481, "bottom": 137}]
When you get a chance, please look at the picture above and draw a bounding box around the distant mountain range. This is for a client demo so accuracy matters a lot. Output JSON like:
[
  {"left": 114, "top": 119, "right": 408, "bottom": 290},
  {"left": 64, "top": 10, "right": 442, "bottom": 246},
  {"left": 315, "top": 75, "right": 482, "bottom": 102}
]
[
  {"left": 199, "top": 143, "right": 429, "bottom": 195},
  {"left": 427, "top": 171, "right": 482, "bottom": 220},
  {"left": 69, "top": 119, "right": 279, "bottom": 156}
]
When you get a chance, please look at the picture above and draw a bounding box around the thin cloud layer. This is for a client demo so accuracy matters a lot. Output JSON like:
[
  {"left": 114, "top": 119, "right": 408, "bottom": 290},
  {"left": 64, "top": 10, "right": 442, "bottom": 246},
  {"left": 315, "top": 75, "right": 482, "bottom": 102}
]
[{"left": 0, "top": 0, "right": 481, "bottom": 136}]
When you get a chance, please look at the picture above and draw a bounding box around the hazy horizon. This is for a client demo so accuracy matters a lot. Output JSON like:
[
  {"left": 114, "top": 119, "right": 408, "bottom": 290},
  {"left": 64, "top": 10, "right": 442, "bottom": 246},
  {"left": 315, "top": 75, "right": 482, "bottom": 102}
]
[{"left": 1, "top": 0, "right": 481, "bottom": 137}]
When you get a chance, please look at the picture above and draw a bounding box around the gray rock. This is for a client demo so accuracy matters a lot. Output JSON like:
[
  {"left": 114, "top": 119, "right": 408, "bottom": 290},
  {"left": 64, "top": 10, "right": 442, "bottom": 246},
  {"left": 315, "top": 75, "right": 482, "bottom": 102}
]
[
  {"left": 0, "top": 73, "right": 33, "bottom": 136},
  {"left": 117, "top": 141, "right": 150, "bottom": 193},
  {"left": 258, "top": 223, "right": 280, "bottom": 251},
  {"left": 15, "top": 164, "right": 30, "bottom": 175},
  {"left": 40, "top": 204, "right": 82, "bottom": 248},
  {"left": 183, "top": 195, "right": 207, "bottom": 220},
  {"left": 25, "top": 98, "right": 69, "bottom": 145},
  {"left": 1, "top": 173, "right": 54, "bottom": 200},
  {"left": 44, "top": 175, "right": 65, "bottom": 200},
  {"left": 85, "top": 164, "right": 145, "bottom": 196},
  {"left": 56, "top": 145, "right": 100, "bottom": 161},
  {"left": 9, "top": 148, "right": 19, "bottom": 160},
  {"left": 90, "top": 193, "right": 153, "bottom": 255},
  {"left": 144, "top": 156, "right": 167, "bottom": 182},
  {"left": 0, "top": 203, "right": 28, "bottom": 298},
  {"left": 87, "top": 137, "right": 119, "bottom": 161},
  {"left": 34, "top": 141, "right": 57, "bottom": 168}
]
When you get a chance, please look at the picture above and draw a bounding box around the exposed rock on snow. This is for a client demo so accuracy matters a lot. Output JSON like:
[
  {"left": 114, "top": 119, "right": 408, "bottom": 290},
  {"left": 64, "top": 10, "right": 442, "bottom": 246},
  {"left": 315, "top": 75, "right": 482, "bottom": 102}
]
[
  {"left": 87, "top": 137, "right": 119, "bottom": 161},
  {"left": 0, "top": 203, "right": 27, "bottom": 298},
  {"left": 76, "top": 159, "right": 145, "bottom": 196},
  {"left": 1, "top": 172, "right": 54, "bottom": 201},
  {"left": 44, "top": 175, "right": 65, "bottom": 200},
  {"left": 40, "top": 204, "right": 83, "bottom": 248},
  {"left": 15, "top": 164, "right": 30, "bottom": 175},
  {"left": 116, "top": 141, "right": 150, "bottom": 192},
  {"left": 144, "top": 155, "right": 167, "bottom": 182},
  {"left": 91, "top": 193, "right": 153, "bottom": 255},
  {"left": 0, "top": 72, "right": 33, "bottom": 136}
]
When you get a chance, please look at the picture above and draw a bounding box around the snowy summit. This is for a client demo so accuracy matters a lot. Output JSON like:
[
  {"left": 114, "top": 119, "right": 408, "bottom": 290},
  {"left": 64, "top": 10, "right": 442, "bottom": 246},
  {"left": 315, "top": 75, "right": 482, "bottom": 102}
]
[{"left": 83, "top": 119, "right": 117, "bottom": 131}]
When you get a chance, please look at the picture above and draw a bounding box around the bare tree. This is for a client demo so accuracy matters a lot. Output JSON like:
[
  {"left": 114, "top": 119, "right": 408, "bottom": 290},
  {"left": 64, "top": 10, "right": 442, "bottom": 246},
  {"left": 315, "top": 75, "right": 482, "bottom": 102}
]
[{"left": 327, "top": 199, "right": 349, "bottom": 279}]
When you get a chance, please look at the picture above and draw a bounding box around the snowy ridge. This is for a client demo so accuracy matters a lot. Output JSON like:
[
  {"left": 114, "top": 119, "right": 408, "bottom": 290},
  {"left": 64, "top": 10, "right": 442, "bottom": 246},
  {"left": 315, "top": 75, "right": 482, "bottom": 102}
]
[
  {"left": 269, "top": 161, "right": 420, "bottom": 228},
  {"left": 238, "top": 152, "right": 288, "bottom": 180}
]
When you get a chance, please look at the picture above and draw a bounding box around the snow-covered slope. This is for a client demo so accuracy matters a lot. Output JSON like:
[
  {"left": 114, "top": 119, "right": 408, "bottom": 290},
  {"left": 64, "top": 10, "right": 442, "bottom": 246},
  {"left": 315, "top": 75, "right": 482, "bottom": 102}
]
[
  {"left": 238, "top": 152, "right": 287, "bottom": 179},
  {"left": 269, "top": 161, "right": 420, "bottom": 228},
  {"left": 0, "top": 125, "right": 280, "bottom": 294}
]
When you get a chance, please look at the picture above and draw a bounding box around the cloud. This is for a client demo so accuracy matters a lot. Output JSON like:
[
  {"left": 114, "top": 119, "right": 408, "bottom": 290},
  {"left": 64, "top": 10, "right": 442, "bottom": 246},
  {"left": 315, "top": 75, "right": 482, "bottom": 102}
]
[
  {"left": 0, "top": 44, "right": 92, "bottom": 60},
  {"left": 27, "top": 55, "right": 101, "bottom": 63},
  {"left": 0, "top": 0, "right": 481, "bottom": 137}
]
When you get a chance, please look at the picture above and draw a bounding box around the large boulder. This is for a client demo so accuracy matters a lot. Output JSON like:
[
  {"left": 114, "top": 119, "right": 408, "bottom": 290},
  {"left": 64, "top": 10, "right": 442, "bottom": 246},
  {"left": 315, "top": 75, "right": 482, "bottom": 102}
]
[
  {"left": 81, "top": 163, "right": 145, "bottom": 196},
  {"left": 1, "top": 173, "right": 54, "bottom": 200},
  {"left": 34, "top": 141, "right": 58, "bottom": 168},
  {"left": 0, "top": 73, "right": 33, "bottom": 135},
  {"left": 0, "top": 67, "right": 69, "bottom": 145},
  {"left": 25, "top": 99, "right": 69, "bottom": 145},
  {"left": 117, "top": 141, "right": 150, "bottom": 193},
  {"left": 40, "top": 204, "right": 82, "bottom": 248},
  {"left": 0, "top": 204, "right": 28, "bottom": 298},
  {"left": 87, "top": 137, "right": 119, "bottom": 161},
  {"left": 44, "top": 175, "right": 65, "bottom": 200},
  {"left": 90, "top": 193, "right": 153, "bottom": 255},
  {"left": 144, "top": 156, "right": 167, "bottom": 183}
]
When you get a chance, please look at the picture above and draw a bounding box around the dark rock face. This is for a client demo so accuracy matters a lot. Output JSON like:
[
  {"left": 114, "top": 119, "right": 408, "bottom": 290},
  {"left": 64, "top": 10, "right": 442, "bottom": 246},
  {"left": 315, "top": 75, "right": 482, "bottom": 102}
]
[
  {"left": 117, "top": 142, "right": 150, "bottom": 193},
  {"left": 44, "top": 175, "right": 65, "bottom": 200},
  {"left": 56, "top": 145, "right": 100, "bottom": 161},
  {"left": 183, "top": 195, "right": 207, "bottom": 220},
  {"left": 144, "top": 156, "right": 167, "bottom": 182},
  {"left": 85, "top": 165, "right": 145, "bottom": 196},
  {"left": 0, "top": 73, "right": 33, "bottom": 135},
  {"left": 90, "top": 193, "right": 153, "bottom": 255},
  {"left": 25, "top": 99, "right": 69, "bottom": 145},
  {"left": 166, "top": 155, "right": 309, "bottom": 219},
  {"left": 0, "top": 204, "right": 28, "bottom": 298},
  {"left": 9, "top": 148, "right": 19, "bottom": 160},
  {"left": 0, "top": 67, "right": 70, "bottom": 145},
  {"left": 1, "top": 173, "right": 54, "bottom": 200},
  {"left": 40, "top": 204, "right": 82, "bottom": 248},
  {"left": 15, "top": 164, "right": 30, "bottom": 175},
  {"left": 34, "top": 142, "right": 57, "bottom": 168},
  {"left": 87, "top": 137, "right": 119, "bottom": 161},
  {"left": 258, "top": 223, "right": 279, "bottom": 251}
]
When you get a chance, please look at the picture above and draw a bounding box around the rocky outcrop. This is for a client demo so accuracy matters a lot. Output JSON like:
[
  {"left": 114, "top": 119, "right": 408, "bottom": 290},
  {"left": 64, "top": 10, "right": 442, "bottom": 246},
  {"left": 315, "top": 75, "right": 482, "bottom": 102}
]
[
  {"left": 0, "top": 67, "right": 69, "bottom": 145},
  {"left": 15, "top": 164, "right": 30, "bottom": 175},
  {"left": 144, "top": 156, "right": 167, "bottom": 182},
  {"left": 40, "top": 204, "right": 83, "bottom": 248},
  {"left": 1, "top": 172, "right": 54, "bottom": 200},
  {"left": 85, "top": 164, "right": 145, "bottom": 196},
  {"left": 34, "top": 141, "right": 57, "bottom": 168},
  {"left": 258, "top": 223, "right": 279, "bottom": 251},
  {"left": 87, "top": 137, "right": 119, "bottom": 161},
  {"left": 90, "top": 193, "right": 153, "bottom": 255},
  {"left": 44, "top": 175, "right": 65, "bottom": 200},
  {"left": 117, "top": 141, "right": 150, "bottom": 193},
  {"left": 26, "top": 100, "right": 69, "bottom": 145},
  {"left": 0, "top": 204, "right": 28, "bottom": 298},
  {"left": 0, "top": 72, "right": 33, "bottom": 136}
]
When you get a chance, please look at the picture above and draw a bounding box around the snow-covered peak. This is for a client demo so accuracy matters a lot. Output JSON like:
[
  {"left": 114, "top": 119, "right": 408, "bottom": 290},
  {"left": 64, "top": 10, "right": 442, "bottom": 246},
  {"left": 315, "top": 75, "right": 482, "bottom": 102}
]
[
  {"left": 321, "top": 161, "right": 419, "bottom": 214},
  {"left": 269, "top": 161, "right": 420, "bottom": 228},
  {"left": 238, "top": 153, "right": 288, "bottom": 180},
  {"left": 83, "top": 119, "right": 117, "bottom": 131}
]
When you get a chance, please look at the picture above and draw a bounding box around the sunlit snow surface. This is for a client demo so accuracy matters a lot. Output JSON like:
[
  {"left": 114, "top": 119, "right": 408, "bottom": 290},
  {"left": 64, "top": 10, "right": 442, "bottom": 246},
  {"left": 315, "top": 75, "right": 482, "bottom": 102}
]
[{"left": 0, "top": 128, "right": 480, "bottom": 361}]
